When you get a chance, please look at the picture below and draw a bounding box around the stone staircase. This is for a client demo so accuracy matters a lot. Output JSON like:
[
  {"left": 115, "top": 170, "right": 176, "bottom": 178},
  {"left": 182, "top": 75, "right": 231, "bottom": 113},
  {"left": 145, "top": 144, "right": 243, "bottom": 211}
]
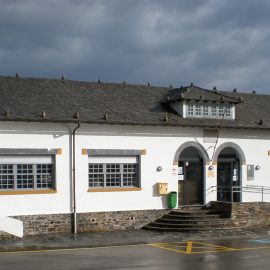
[{"left": 143, "top": 206, "right": 242, "bottom": 232}]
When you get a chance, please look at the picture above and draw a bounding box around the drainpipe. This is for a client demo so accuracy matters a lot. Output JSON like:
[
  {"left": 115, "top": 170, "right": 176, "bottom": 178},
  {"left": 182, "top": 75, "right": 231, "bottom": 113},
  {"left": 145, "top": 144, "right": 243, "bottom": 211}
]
[{"left": 72, "top": 122, "right": 80, "bottom": 234}]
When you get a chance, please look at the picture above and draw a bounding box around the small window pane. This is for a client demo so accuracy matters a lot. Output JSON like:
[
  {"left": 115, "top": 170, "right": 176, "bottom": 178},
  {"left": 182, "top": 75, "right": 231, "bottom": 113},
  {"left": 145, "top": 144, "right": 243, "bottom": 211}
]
[
  {"left": 225, "top": 107, "right": 231, "bottom": 117},
  {"left": 187, "top": 105, "right": 193, "bottom": 116},
  {"left": 17, "top": 164, "right": 34, "bottom": 189},
  {"left": 218, "top": 106, "right": 225, "bottom": 117},
  {"left": 211, "top": 106, "right": 217, "bottom": 116},
  {"left": 123, "top": 164, "right": 138, "bottom": 187},
  {"left": 36, "top": 164, "right": 54, "bottom": 189},
  {"left": 89, "top": 164, "right": 104, "bottom": 187},
  {"left": 195, "top": 105, "right": 201, "bottom": 116},
  {"left": 203, "top": 106, "right": 209, "bottom": 116},
  {"left": 0, "top": 164, "right": 14, "bottom": 189}
]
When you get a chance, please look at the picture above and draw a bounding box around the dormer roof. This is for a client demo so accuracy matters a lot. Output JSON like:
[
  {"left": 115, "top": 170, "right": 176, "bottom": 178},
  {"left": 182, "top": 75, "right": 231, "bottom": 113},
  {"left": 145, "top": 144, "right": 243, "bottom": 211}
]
[{"left": 163, "top": 85, "right": 241, "bottom": 104}]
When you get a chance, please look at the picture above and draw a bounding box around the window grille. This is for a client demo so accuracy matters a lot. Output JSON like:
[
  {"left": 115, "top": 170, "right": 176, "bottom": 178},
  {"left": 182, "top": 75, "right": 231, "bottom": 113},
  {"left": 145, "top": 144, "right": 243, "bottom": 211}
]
[
  {"left": 185, "top": 104, "right": 233, "bottom": 119},
  {"left": 203, "top": 106, "right": 209, "bottom": 116},
  {"left": 218, "top": 106, "right": 225, "bottom": 117},
  {"left": 187, "top": 105, "right": 194, "bottom": 116},
  {"left": 0, "top": 164, "right": 54, "bottom": 190},
  {"left": 211, "top": 106, "right": 217, "bottom": 117},
  {"left": 195, "top": 105, "right": 201, "bottom": 116},
  {"left": 89, "top": 163, "right": 139, "bottom": 188},
  {"left": 225, "top": 107, "right": 232, "bottom": 117}
]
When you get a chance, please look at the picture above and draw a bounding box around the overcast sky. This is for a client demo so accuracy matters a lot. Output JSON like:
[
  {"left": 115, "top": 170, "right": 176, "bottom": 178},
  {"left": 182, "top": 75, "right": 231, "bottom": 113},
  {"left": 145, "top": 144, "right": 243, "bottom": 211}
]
[{"left": 1, "top": 0, "right": 270, "bottom": 93}]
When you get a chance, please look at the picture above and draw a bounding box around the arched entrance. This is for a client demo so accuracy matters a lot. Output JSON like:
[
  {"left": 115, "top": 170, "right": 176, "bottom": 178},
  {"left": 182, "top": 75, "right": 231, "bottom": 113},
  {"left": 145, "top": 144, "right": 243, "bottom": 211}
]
[
  {"left": 213, "top": 143, "right": 246, "bottom": 202},
  {"left": 174, "top": 142, "right": 209, "bottom": 206}
]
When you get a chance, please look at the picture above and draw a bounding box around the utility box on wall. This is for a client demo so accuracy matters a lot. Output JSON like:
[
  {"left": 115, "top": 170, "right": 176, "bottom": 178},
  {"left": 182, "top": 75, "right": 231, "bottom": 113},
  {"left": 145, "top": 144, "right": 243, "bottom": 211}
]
[{"left": 157, "top": 182, "right": 168, "bottom": 195}]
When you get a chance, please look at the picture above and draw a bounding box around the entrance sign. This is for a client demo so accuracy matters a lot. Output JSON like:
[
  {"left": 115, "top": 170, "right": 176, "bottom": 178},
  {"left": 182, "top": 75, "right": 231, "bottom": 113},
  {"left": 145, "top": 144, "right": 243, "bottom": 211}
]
[{"left": 247, "top": 165, "right": 254, "bottom": 180}]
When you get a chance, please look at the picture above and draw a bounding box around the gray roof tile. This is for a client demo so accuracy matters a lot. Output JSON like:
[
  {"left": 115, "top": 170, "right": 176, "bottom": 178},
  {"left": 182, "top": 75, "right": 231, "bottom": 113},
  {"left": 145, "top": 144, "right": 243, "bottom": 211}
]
[{"left": 0, "top": 76, "right": 269, "bottom": 130}]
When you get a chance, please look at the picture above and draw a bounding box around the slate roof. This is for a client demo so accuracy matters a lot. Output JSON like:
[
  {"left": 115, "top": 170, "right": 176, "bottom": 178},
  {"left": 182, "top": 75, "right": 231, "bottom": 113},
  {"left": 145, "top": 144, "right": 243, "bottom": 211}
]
[
  {"left": 164, "top": 85, "right": 241, "bottom": 104},
  {"left": 0, "top": 76, "right": 270, "bottom": 130}
]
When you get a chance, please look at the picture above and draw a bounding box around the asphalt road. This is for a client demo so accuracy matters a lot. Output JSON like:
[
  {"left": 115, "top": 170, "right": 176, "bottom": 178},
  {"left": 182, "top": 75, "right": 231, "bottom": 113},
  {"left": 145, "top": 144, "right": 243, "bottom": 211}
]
[{"left": 1, "top": 238, "right": 270, "bottom": 270}]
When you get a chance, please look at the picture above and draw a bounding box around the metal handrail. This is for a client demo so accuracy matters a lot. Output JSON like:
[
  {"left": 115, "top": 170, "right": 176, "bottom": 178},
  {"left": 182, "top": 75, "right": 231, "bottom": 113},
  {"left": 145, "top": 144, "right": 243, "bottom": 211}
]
[{"left": 208, "top": 185, "right": 270, "bottom": 202}]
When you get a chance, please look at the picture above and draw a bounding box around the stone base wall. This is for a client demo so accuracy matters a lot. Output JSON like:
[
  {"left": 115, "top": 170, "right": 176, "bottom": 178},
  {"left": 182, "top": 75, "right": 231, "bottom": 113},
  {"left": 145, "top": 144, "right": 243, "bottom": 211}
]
[
  {"left": 210, "top": 201, "right": 270, "bottom": 228},
  {"left": 209, "top": 201, "right": 232, "bottom": 218},
  {"left": 14, "top": 213, "right": 72, "bottom": 236},
  {"left": 0, "top": 209, "right": 169, "bottom": 237},
  {"left": 77, "top": 209, "right": 168, "bottom": 233},
  {"left": 231, "top": 202, "right": 270, "bottom": 228}
]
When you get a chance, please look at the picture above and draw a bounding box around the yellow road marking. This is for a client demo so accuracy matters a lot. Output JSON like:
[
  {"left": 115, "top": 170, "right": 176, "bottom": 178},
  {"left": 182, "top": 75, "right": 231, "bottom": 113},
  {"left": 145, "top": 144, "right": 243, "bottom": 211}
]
[
  {"left": 186, "top": 241, "right": 192, "bottom": 254},
  {"left": 0, "top": 243, "right": 146, "bottom": 255},
  {"left": 148, "top": 241, "right": 270, "bottom": 255}
]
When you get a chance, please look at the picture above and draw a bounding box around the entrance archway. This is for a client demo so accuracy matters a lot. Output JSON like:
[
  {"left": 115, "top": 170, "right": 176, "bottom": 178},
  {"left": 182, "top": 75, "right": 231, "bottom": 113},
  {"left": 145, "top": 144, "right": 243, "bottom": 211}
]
[
  {"left": 175, "top": 142, "right": 209, "bottom": 206},
  {"left": 213, "top": 143, "right": 245, "bottom": 202}
]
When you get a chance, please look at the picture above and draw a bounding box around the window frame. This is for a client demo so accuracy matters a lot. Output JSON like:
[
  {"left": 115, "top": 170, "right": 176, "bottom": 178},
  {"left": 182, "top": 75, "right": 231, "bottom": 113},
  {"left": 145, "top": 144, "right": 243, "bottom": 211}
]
[
  {"left": 88, "top": 162, "right": 139, "bottom": 189},
  {"left": 0, "top": 149, "right": 59, "bottom": 195},
  {"left": 0, "top": 162, "right": 55, "bottom": 191},
  {"left": 184, "top": 104, "right": 234, "bottom": 120},
  {"left": 86, "top": 149, "right": 144, "bottom": 192}
]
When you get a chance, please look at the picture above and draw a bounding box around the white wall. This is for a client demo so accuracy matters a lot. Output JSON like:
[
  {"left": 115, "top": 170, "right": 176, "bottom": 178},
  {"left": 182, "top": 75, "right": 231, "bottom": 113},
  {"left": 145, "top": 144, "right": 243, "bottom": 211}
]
[
  {"left": 0, "top": 122, "right": 270, "bottom": 216},
  {"left": 0, "top": 122, "right": 72, "bottom": 216}
]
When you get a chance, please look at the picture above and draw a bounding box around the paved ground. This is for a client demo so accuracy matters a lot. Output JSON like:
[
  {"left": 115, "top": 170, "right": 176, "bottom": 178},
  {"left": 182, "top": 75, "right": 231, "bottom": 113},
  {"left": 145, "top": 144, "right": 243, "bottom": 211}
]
[
  {"left": 0, "top": 227, "right": 269, "bottom": 252},
  {"left": 1, "top": 237, "right": 270, "bottom": 270}
]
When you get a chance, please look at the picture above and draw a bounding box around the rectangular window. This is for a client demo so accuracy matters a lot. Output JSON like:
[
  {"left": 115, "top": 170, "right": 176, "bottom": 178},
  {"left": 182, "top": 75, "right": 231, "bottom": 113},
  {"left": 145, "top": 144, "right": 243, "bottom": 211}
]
[
  {"left": 0, "top": 156, "right": 55, "bottom": 191},
  {"left": 195, "top": 105, "right": 201, "bottom": 116},
  {"left": 88, "top": 156, "right": 139, "bottom": 189},
  {"left": 218, "top": 106, "right": 225, "bottom": 117},
  {"left": 225, "top": 107, "right": 232, "bottom": 118},
  {"left": 185, "top": 104, "right": 234, "bottom": 120},
  {"left": 203, "top": 105, "right": 209, "bottom": 116},
  {"left": 187, "top": 105, "right": 194, "bottom": 116},
  {"left": 211, "top": 106, "right": 217, "bottom": 117}
]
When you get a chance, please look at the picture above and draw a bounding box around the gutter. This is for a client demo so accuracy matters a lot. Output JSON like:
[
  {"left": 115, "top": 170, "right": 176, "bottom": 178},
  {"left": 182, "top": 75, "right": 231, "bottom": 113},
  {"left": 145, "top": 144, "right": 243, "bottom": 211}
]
[{"left": 72, "top": 122, "right": 80, "bottom": 234}]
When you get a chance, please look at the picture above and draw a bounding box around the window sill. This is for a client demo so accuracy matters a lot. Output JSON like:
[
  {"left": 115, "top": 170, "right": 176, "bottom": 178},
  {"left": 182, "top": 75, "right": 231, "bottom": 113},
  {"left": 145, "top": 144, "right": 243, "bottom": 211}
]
[
  {"left": 0, "top": 190, "right": 57, "bottom": 195},
  {"left": 88, "top": 187, "right": 142, "bottom": 192}
]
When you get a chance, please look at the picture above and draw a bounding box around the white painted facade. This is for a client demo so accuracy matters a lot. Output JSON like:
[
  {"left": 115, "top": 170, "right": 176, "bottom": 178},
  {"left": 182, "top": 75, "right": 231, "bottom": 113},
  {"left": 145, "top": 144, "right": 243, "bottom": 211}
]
[{"left": 0, "top": 121, "right": 270, "bottom": 217}]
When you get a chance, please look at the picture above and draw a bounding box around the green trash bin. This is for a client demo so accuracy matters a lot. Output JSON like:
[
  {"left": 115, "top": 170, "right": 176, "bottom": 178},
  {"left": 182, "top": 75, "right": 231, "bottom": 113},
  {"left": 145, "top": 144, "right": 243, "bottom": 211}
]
[{"left": 168, "top": 191, "right": 177, "bottom": 209}]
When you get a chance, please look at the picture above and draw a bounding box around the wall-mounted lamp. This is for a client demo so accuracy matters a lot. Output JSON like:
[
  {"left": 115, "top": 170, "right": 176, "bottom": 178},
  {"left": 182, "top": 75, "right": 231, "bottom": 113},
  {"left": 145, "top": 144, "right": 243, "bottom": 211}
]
[
  {"left": 157, "top": 166, "right": 163, "bottom": 172},
  {"left": 208, "top": 165, "right": 214, "bottom": 170},
  {"left": 255, "top": 165, "right": 260, "bottom": 171}
]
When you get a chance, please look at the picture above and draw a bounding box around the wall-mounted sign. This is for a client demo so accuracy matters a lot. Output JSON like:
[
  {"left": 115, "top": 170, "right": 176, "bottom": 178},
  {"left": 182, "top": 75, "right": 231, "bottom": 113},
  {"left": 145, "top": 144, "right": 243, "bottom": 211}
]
[
  {"left": 178, "top": 175, "right": 184, "bottom": 181},
  {"left": 178, "top": 167, "right": 183, "bottom": 175},
  {"left": 247, "top": 165, "right": 254, "bottom": 180}
]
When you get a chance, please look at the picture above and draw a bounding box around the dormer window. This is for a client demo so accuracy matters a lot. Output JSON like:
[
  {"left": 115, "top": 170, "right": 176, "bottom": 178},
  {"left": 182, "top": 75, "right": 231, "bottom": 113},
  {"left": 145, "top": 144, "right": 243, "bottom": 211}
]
[
  {"left": 164, "top": 85, "right": 240, "bottom": 121},
  {"left": 184, "top": 104, "right": 234, "bottom": 120}
]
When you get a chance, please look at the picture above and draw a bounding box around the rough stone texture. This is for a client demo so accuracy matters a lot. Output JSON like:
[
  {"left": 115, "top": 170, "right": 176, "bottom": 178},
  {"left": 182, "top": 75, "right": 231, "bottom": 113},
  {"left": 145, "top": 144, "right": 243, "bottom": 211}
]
[
  {"left": 210, "top": 201, "right": 270, "bottom": 228},
  {"left": 77, "top": 209, "right": 169, "bottom": 233},
  {"left": 0, "top": 209, "right": 169, "bottom": 237},
  {"left": 13, "top": 214, "right": 73, "bottom": 236},
  {"left": 1, "top": 203, "right": 269, "bottom": 238},
  {"left": 210, "top": 201, "right": 232, "bottom": 218},
  {"left": 231, "top": 202, "right": 270, "bottom": 228}
]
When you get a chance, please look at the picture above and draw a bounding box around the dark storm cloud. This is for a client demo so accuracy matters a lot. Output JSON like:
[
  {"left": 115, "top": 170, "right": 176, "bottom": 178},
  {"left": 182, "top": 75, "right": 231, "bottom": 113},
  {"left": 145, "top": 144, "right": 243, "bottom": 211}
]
[{"left": 0, "top": 0, "right": 270, "bottom": 93}]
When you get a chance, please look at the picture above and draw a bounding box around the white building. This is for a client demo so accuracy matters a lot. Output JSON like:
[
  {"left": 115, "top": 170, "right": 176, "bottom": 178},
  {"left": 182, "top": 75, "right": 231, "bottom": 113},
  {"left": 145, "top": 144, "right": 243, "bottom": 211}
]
[{"left": 0, "top": 76, "right": 269, "bottom": 236}]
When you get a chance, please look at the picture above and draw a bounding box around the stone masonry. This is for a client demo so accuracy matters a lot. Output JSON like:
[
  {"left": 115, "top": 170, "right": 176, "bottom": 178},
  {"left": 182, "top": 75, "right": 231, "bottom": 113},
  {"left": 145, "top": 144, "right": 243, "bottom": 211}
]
[
  {"left": 0, "top": 209, "right": 169, "bottom": 237},
  {"left": 1, "top": 202, "right": 270, "bottom": 238},
  {"left": 211, "top": 201, "right": 270, "bottom": 228}
]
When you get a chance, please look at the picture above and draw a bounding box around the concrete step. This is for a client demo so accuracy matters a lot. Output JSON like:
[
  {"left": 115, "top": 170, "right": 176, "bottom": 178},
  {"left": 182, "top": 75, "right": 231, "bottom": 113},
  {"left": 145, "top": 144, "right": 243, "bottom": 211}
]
[
  {"left": 142, "top": 225, "right": 243, "bottom": 232},
  {"left": 142, "top": 206, "right": 235, "bottom": 232},
  {"left": 156, "top": 218, "right": 232, "bottom": 225},
  {"left": 147, "top": 221, "right": 235, "bottom": 229},
  {"left": 169, "top": 210, "right": 223, "bottom": 216},
  {"left": 163, "top": 214, "right": 222, "bottom": 220}
]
